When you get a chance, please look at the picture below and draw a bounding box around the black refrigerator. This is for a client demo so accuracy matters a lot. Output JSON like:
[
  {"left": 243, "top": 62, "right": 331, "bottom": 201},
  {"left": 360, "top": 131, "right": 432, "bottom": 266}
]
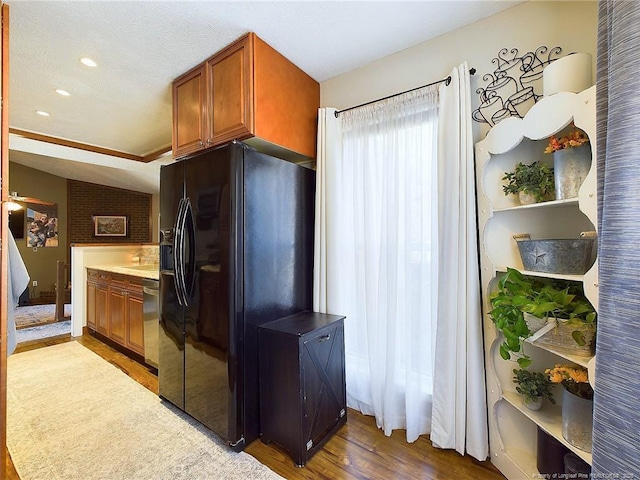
[{"left": 158, "top": 141, "right": 315, "bottom": 450}]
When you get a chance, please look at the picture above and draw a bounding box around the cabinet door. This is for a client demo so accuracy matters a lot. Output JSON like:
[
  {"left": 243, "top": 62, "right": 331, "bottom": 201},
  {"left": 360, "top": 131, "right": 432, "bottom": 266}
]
[
  {"left": 86, "top": 281, "right": 97, "bottom": 331},
  {"left": 108, "top": 288, "right": 127, "bottom": 346},
  {"left": 302, "top": 324, "right": 346, "bottom": 449},
  {"left": 96, "top": 283, "right": 109, "bottom": 336},
  {"left": 126, "top": 292, "right": 144, "bottom": 356},
  {"left": 173, "top": 64, "right": 207, "bottom": 158},
  {"left": 208, "top": 35, "right": 253, "bottom": 145}
]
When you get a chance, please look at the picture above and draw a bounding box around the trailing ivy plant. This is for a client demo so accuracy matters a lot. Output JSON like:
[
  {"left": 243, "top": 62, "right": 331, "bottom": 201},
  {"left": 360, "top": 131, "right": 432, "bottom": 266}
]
[{"left": 489, "top": 267, "right": 597, "bottom": 368}]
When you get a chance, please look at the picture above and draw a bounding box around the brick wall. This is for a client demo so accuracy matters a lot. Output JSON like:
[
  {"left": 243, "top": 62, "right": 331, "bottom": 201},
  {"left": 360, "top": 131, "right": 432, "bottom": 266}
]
[{"left": 68, "top": 180, "right": 151, "bottom": 244}]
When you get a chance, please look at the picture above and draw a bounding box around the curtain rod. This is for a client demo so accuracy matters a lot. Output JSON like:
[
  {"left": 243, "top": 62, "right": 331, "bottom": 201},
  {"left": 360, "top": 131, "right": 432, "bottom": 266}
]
[{"left": 334, "top": 67, "right": 476, "bottom": 118}]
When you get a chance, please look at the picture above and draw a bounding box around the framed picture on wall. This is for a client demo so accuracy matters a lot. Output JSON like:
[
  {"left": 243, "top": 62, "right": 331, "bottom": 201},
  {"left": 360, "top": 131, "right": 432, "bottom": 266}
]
[
  {"left": 93, "top": 215, "right": 128, "bottom": 237},
  {"left": 26, "top": 205, "right": 59, "bottom": 247}
]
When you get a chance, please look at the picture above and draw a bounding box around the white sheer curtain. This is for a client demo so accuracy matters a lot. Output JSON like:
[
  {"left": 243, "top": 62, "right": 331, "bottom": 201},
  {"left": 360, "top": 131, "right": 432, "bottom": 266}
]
[
  {"left": 430, "top": 63, "right": 488, "bottom": 460},
  {"left": 314, "top": 87, "right": 439, "bottom": 441},
  {"left": 314, "top": 66, "right": 488, "bottom": 457},
  {"left": 313, "top": 107, "right": 342, "bottom": 314}
]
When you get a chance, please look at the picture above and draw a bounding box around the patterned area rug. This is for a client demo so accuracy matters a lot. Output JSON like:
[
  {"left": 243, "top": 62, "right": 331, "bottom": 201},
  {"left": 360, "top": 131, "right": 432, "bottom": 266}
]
[
  {"left": 7, "top": 342, "right": 283, "bottom": 480},
  {"left": 14, "top": 304, "right": 71, "bottom": 329},
  {"left": 16, "top": 320, "right": 71, "bottom": 344}
]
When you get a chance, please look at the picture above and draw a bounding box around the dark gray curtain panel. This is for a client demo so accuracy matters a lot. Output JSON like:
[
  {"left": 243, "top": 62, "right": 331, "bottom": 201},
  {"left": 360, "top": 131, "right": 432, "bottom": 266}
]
[{"left": 594, "top": 1, "right": 640, "bottom": 475}]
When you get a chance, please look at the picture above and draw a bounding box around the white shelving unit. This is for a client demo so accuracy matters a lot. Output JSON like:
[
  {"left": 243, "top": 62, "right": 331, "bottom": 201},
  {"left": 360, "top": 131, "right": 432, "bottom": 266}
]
[
  {"left": 475, "top": 86, "right": 597, "bottom": 479},
  {"left": 501, "top": 391, "right": 592, "bottom": 465}
]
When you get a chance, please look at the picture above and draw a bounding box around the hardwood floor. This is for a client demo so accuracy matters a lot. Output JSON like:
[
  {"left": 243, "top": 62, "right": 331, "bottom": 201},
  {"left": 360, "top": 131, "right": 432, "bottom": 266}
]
[{"left": 6, "top": 333, "right": 505, "bottom": 480}]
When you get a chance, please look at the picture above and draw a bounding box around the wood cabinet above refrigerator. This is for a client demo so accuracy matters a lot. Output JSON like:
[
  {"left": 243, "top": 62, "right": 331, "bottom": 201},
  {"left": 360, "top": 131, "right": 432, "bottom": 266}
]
[{"left": 172, "top": 32, "right": 320, "bottom": 163}]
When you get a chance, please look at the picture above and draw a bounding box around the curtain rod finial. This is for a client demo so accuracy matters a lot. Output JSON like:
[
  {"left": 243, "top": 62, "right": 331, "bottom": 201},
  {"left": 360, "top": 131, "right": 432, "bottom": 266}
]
[
  {"left": 470, "top": 67, "right": 476, "bottom": 75},
  {"left": 445, "top": 76, "right": 452, "bottom": 86}
]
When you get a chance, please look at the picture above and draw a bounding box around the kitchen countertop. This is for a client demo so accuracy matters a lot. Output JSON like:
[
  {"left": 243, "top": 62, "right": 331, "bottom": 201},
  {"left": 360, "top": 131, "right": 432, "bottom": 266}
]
[{"left": 86, "top": 264, "right": 159, "bottom": 280}]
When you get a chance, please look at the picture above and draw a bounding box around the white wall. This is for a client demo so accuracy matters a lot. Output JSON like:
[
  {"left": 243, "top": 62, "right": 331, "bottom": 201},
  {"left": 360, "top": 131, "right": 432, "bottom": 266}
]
[{"left": 321, "top": 1, "right": 598, "bottom": 143}]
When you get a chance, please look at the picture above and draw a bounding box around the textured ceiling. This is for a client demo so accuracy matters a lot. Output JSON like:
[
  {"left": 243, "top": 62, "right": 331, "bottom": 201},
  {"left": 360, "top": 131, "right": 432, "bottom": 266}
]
[{"left": 8, "top": 0, "right": 524, "bottom": 193}]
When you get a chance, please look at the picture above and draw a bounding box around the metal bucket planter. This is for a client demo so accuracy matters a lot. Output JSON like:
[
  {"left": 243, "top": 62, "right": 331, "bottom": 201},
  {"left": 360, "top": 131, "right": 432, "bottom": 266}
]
[
  {"left": 554, "top": 145, "right": 591, "bottom": 200},
  {"left": 514, "top": 235, "right": 595, "bottom": 275},
  {"left": 562, "top": 388, "right": 593, "bottom": 452}
]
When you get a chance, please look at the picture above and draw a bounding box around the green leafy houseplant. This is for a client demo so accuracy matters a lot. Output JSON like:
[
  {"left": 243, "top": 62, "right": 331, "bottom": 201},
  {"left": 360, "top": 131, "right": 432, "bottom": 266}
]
[
  {"left": 513, "top": 368, "right": 557, "bottom": 404},
  {"left": 502, "top": 161, "right": 555, "bottom": 203},
  {"left": 489, "top": 268, "right": 596, "bottom": 368}
]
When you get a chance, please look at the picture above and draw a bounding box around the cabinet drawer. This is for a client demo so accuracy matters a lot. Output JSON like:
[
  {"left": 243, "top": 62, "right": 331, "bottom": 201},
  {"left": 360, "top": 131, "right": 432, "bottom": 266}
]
[
  {"left": 110, "top": 274, "right": 126, "bottom": 289},
  {"left": 97, "top": 272, "right": 111, "bottom": 284},
  {"left": 87, "top": 268, "right": 99, "bottom": 280},
  {"left": 126, "top": 279, "right": 143, "bottom": 297}
]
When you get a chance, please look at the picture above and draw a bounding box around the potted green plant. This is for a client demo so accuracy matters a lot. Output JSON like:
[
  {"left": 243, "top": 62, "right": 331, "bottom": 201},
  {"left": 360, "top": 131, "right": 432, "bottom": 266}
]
[
  {"left": 489, "top": 268, "right": 597, "bottom": 368},
  {"left": 513, "top": 368, "right": 556, "bottom": 410},
  {"left": 502, "top": 161, "right": 555, "bottom": 204}
]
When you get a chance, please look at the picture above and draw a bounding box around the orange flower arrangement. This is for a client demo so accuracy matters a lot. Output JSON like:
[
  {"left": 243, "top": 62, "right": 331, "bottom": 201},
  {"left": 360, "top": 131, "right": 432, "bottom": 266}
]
[
  {"left": 544, "top": 124, "right": 590, "bottom": 153},
  {"left": 546, "top": 364, "right": 593, "bottom": 399}
]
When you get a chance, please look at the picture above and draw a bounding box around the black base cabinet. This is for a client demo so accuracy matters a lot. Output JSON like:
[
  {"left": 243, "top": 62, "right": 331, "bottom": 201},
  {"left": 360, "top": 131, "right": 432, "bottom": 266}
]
[{"left": 258, "top": 311, "right": 347, "bottom": 467}]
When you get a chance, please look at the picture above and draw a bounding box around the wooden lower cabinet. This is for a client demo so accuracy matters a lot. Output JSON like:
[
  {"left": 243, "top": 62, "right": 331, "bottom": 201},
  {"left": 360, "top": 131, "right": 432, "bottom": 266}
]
[
  {"left": 126, "top": 288, "right": 144, "bottom": 356},
  {"left": 96, "top": 283, "right": 109, "bottom": 336},
  {"left": 86, "top": 269, "right": 146, "bottom": 358},
  {"left": 86, "top": 272, "right": 97, "bottom": 331},
  {"left": 108, "top": 285, "right": 127, "bottom": 345}
]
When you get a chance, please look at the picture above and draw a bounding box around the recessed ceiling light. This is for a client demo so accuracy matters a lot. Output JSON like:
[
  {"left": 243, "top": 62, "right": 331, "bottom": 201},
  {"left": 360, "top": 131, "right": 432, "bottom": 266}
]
[
  {"left": 56, "top": 89, "right": 70, "bottom": 96},
  {"left": 36, "top": 110, "right": 50, "bottom": 117},
  {"left": 80, "top": 57, "right": 98, "bottom": 67}
]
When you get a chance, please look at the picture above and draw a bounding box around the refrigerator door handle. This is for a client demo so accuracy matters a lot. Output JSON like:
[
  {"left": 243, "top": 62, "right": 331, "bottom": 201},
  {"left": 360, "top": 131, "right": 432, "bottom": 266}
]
[
  {"left": 173, "top": 198, "right": 188, "bottom": 306},
  {"left": 182, "top": 198, "right": 196, "bottom": 306}
]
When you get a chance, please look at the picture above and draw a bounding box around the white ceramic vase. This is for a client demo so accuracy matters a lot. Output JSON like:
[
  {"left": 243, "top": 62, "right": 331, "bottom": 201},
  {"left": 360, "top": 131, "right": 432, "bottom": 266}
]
[
  {"left": 518, "top": 191, "right": 537, "bottom": 205},
  {"left": 524, "top": 396, "right": 543, "bottom": 411}
]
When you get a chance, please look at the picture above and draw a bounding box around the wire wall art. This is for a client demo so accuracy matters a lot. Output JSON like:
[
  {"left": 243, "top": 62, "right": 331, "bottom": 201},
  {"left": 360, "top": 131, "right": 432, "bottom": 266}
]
[{"left": 472, "top": 46, "right": 563, "bottom": 127}]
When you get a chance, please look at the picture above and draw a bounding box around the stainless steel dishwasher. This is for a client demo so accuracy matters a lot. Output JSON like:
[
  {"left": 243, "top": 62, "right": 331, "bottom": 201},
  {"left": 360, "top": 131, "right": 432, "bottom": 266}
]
[{"left": 142, "top": 278, "right": 159, "bottom": 368}]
